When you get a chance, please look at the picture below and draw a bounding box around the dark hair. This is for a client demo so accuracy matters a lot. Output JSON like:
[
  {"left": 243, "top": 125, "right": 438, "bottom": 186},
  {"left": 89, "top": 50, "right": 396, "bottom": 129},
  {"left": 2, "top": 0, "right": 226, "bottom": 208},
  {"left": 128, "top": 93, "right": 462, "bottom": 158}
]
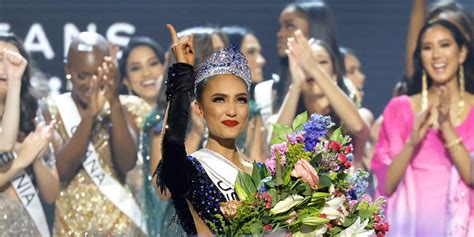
[
  {"left": 0, "top": 32, "right": 37, "bottom": 140},
  {"left": 339, "top": 46, "right": 355, "bottom": 58},
  {"left": 221, "top": 26, "right": 253, "bottom": 50},
  {"left": 292, "top": 1, "right": 344, "bottom": 74},
  {"left": 118, "top": 36, "right": 167, "bottom": 110},
  {"left": 408, "top": 20, "right": 474, "bottom": 95},
  {"left": 275, "top": 1, "right": 344, "bottom": 109},
  {"left": 295, "top": 40, "right": 349, "bottom": 126},
  {"left": 119, "top": 36, "right": 165, "bottom": 77},
  {"left": 427, "top": 1, "right": 474, "bottom": 41}
]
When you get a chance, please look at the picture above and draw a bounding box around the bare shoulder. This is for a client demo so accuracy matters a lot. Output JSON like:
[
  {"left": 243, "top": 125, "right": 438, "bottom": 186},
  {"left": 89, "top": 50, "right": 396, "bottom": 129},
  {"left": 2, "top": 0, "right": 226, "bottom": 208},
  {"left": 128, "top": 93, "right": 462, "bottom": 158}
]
[{"left": 465, "top": 93, "right": 474, "bottom": 106}]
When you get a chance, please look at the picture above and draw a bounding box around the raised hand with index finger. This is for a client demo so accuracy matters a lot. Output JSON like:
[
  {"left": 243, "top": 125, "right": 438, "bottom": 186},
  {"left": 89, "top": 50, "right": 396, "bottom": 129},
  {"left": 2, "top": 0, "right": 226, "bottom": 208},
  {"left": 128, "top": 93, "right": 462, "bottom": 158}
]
[{"left": 167, "top": 24, "right": 195, "bottom": 66}]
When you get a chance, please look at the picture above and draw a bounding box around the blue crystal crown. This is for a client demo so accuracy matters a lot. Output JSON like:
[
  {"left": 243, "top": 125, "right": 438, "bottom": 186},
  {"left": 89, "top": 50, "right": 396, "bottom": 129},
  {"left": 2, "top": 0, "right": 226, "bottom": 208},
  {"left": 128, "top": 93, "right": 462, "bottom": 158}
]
[{"left": 195, "top": 45, "right": 251, "bottom": 89}]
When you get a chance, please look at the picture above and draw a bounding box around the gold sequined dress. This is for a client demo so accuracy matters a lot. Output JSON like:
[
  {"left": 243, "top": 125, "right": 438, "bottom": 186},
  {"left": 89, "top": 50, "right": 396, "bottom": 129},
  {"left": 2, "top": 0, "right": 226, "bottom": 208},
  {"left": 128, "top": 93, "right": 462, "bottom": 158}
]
[{"left": 44, "top": 95, "right": 148, "bottom": 236}]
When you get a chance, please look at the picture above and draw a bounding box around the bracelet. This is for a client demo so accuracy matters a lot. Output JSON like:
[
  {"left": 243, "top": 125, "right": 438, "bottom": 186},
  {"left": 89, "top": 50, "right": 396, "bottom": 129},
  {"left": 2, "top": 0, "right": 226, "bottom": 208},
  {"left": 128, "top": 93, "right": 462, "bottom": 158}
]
[{"left": 445, "top": 137, "right": 462, "bottom": 149}]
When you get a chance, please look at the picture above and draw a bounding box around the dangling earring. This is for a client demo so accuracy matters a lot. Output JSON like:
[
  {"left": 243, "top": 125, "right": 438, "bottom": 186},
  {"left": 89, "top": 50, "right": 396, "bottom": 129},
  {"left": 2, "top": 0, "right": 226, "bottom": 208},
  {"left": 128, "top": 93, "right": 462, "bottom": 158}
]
[
  {"left": 127, "top": 86, "right": 133, "bottom": 95},
  {"left": 458, "top": 65, "right": 465, "bottom": 108},
  {"left": 421, "top": 70, "right": 428, "bottom": 110},
  {"left": 66, "top": 74, "right": 72, "bottom": 91}
]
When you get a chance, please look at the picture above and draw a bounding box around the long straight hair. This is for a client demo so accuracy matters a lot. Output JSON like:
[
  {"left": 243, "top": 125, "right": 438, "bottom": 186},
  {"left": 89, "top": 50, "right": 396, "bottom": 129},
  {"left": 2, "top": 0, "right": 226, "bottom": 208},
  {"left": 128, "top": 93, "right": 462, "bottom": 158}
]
[
  {"left": 0, "top": 32, "right": 37, "bottom": 140},
  {"left": 408, "top": 20, "right": 474, "bottom": 95}
]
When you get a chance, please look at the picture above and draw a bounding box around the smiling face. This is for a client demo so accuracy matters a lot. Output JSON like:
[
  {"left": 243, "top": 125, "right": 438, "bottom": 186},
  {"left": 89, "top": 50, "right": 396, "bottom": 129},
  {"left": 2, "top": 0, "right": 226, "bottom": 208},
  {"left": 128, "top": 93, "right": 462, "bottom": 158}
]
[
  {"left": 277, "top": 6, "right": 310, "bottom": 57},
  {"left": 0, "top": 41, "right": 20, "bottom": 97},
  {"left": 194, "top": 74, "right": 249, "bottom": 140},
  {"left": 66, "top": 49, "right": 107, "bottom": 106},
  {"left": 241, "top": 33, "right": 266, "bottom": 83},
  {"left": 420, "top": 25, "right": 467, "bottom": 85},
  {"left": 124, "top": 45, "right": 164, "bottom": 104}
]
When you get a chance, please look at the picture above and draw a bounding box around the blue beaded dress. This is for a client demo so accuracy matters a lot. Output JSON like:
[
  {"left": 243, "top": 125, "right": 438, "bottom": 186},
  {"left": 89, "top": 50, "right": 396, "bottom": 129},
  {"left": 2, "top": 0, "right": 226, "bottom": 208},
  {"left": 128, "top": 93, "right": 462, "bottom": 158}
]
[{"left": 156, "top": 63, "right": 231, "bottom": 235}]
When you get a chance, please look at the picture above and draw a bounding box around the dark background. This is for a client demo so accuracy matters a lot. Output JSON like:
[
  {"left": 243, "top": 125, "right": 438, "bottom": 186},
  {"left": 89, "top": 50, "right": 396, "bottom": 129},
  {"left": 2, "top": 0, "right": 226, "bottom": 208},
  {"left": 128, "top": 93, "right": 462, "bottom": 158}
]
[{"left": 1, "top": 0, "right": 473, "bottom": 116}]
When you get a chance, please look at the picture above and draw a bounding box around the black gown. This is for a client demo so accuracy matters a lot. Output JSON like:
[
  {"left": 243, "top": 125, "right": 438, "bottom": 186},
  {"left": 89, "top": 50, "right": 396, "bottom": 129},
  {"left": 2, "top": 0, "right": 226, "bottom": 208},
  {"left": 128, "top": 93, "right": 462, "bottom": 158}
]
[{"left": 156, "top": 63, "right": 227, "bottom": 235}]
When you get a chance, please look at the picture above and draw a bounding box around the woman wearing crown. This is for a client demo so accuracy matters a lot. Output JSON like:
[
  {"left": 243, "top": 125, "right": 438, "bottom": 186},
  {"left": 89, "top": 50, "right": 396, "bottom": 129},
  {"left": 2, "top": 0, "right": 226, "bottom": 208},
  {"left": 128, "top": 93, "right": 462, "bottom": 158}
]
[{"left": 155, "top": 24, "right": 253, "bottom": 235}]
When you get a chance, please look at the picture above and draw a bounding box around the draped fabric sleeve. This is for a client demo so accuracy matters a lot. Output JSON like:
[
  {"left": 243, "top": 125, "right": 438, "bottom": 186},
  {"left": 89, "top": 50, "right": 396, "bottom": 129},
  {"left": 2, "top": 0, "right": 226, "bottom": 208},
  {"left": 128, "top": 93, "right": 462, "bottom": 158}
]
[
  {"left": 156, "top": 63, "right": 195, "bottom": 195},
  {"left": 371, "top": 96, "right": 413, "bottom": 197}
]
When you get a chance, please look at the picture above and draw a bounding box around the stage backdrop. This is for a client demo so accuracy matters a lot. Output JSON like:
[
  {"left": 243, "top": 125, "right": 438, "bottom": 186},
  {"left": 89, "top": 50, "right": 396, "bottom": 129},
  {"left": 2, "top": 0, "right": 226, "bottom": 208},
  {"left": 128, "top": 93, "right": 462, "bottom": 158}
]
[{"left": 1, "top": 0, "right": 473, "bottom": 116}]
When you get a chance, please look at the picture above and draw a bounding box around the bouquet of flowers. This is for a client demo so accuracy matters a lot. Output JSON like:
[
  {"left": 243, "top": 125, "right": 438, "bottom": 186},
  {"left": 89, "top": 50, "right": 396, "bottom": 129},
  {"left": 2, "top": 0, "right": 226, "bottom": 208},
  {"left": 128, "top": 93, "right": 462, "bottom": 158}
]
[{"left": 209, "top": 112, "right": 389, "bottom": 237}]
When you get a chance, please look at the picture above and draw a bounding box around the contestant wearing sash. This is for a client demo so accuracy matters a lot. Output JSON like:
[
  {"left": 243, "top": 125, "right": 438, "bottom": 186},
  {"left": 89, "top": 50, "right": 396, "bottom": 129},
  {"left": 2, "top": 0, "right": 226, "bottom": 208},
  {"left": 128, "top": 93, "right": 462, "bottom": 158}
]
[
  {"left": 0, "top": 32, "right": 58, "bottom": 237},
  {"left": 157, "top": 25, "right": 253, "bottom": 235},
  {"left": 43, "top": 32, "right": 146, "bottom": 236}
]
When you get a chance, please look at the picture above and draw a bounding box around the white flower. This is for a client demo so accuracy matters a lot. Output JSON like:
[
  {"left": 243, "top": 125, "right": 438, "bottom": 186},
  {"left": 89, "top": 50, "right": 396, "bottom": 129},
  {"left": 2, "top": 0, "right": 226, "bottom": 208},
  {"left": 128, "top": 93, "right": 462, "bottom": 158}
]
[
  {"left": 292, "top": 226, "right": 327, "bottom": 237},
  {"left": 339, "top": 217, "right": 374, "bottom": 237},
  {"left": 321, "top": 197, "right": 345, "bottom": 220},
  {"left": 270, "top": 195, "right": 304, "bottom": 215}
]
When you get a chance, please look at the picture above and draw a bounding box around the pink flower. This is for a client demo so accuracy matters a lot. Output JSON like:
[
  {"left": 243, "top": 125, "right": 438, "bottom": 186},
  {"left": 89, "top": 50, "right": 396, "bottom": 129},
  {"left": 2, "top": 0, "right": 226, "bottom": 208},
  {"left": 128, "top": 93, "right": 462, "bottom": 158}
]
[
  {"left": 271, "top": 142, "right": 288, "bottom": 165},
  {"left": 265, "top": 158, "right": 277, "bottom": 175},
  {"left": 291, "top": 159, "right": 319, "bottom": 189},
  {"left": 287, "top": 132, "right": 305, "bottom": 145},
  {"left": 264, "top": 224, "right": 272, "bottom": 232},
  {"left": 285, "top": 211, "right": 298, "bottom": 225},
  {"left": 219, "top": 200, "right": 241, "bottom": 219}
]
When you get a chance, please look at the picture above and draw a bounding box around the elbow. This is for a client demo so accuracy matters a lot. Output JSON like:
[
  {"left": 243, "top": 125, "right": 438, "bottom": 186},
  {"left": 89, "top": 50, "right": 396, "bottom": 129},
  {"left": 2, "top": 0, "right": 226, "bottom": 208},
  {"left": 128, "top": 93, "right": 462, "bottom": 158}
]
[
  {"left": 461, "top": 174, "right": 473, "bottom": 187},
  {"left": 57, "top": 167, "right": 75, "bottom": 182},
  {"left": 42, "top": 191, "right": 58, "bottom": 204},
  {"left": 353, "top": 123, "right": 370, "bottom": 141},
  {"left": 41, "top": 185, "right": 59, "bottom": 204},
  {"left": 116, "top": 154, "right": 138, "bottom": 175}
]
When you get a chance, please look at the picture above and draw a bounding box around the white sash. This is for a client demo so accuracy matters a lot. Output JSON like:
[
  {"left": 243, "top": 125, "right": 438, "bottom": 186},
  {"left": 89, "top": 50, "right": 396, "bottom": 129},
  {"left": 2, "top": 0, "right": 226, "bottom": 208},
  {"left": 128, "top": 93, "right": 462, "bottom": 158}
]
[
  {"left": 9, "top": 152, "right": 51, "bottom": 237},
  {"left": 53, "top": 93, "right": 146, "bottom": 234},
  {"left": 191, "top": 148, "right": 240, "bottom": 201}
]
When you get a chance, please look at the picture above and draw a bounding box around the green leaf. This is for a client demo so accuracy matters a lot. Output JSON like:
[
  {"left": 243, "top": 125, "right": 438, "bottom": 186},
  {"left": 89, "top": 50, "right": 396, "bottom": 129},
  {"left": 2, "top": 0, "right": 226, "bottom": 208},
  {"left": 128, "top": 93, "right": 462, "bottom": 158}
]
[
  {"left": 236, "top": 172, "right": 256, "bottom": 200},
  {"left": 266, "top": 180, "right": 276, "bottom": 188},
  {"left": 311, "top": 192, "right": 330, "bottom": 200},
  {"left": 359, "top": 209, "right": 372, "bottom": 219},
  {"left": 234, "top": 182, "right": 248, "bottom": 201},
  {"left": 318, "top": 174, "right": 332, "bottom": 188},
  {"left": 275, "top": 157, "right": 283, "bottom": 186},
  {"left": 273, "top": 124, "right": 293, "bottom": 139},
  {"left": 329, "top": 127, "right": 343, "bottom": 142},
  {"left": 271, "top": 136, "right": 285, "bottom": 145},
  {"left": 329, "top": 226, "right": 342, "bottom": 235},
  {"left": 301, "top": 216, "right": 329, "bottom": 226},
  {"left": 302, "top": 183, "right": 312, "bottom": 196},
  {"left": 251, "top": 161, "right": 261, "bottom": 187},
  {"left": 283, "top": 168, "right": 292, "bottom": 186},
  {"left": 342, "top": 216, "right": 356, "bottom": 227},
  {"left": 292, "top": 111, "right": 308, "bottom": 131}
]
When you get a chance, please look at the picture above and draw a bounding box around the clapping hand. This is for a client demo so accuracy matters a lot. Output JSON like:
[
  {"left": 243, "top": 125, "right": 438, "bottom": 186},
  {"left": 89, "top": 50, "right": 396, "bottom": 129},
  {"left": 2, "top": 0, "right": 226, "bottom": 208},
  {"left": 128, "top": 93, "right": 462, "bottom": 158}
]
[
  {"left": 17, "top": 121, "right": 56, "bottom": 169},
  {"left": 437, "top": 86, "right": 451, "bottom": 126},
  {"left": 408, "top": 106, "right": 433, "bottom": 146},
  {"left": 98, "top": 56, "right": 120, "bottom": 103}
]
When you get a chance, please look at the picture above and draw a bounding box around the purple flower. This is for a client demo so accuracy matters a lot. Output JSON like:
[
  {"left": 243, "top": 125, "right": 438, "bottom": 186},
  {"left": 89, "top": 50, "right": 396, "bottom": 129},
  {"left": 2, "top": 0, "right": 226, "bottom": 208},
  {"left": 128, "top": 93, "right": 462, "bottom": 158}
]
[
  {"left": 287, "top": 131, "right": 305, "bottom": 145},
  {"left": 271, "top": 142, "right": 288, "bottom": 165},
  {"left": 265, "top": 158, "right": 277, "bottom": 175},
  {"left": 303, "top": 114, "right": 331, "bottom": 151}
]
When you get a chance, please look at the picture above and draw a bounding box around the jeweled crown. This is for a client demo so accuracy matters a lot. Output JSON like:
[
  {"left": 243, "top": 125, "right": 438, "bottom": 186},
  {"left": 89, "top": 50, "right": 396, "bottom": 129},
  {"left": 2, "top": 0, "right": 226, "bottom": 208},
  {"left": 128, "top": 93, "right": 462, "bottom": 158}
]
[{"left": 195, "top": 45, "right": 251, "bottom": 89}]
